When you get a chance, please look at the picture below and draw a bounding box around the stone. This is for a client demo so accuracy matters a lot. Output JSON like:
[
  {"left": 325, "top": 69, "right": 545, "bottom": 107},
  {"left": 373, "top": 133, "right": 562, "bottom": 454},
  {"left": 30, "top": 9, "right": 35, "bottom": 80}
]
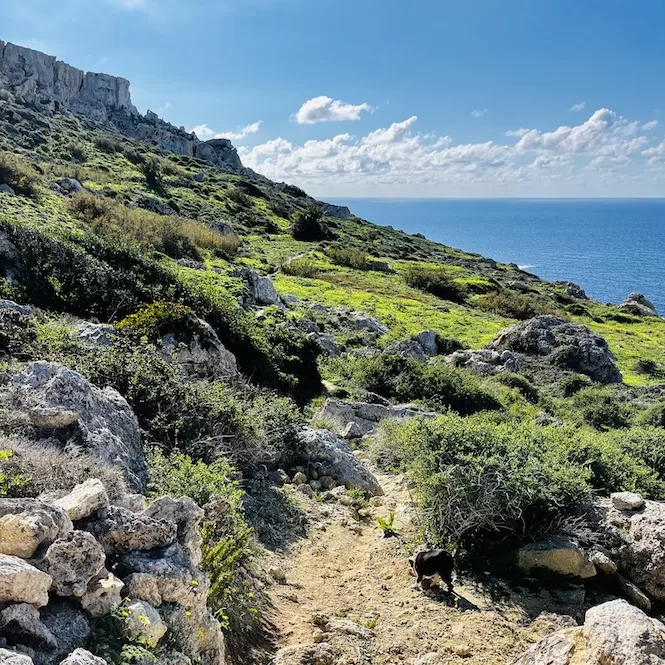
[
  {"left": 40, "top": 531, "right": 106, "bottom": 597},
  {"left": 314, "top": 397, "right": 437, "bottom": 437},
  {"left": 562, "top": 282, "right": 587, "bottom": 300},
  {"left": 513, "top": 633, "right": 576, "bottom": 665},
  {"left": 0, "top": 300, "right": 32, "bottom": 317},
  {"left": 414, "top": 654, "right": 446, "bottom": 665},
  {"left": 0, "top": 510, "right": 61, "bottom": 558},
  {"left": 297, "top": 428, "right": 383, "bottom": 496},
  {"left": 0, "top": 500, "right": 72, "bottom": 544},
  {"left": 0, "top": 555, "right": 52, "bottom": 606},
  {"left": 83, "top": 506, "right": 176, "bottom": 555},
  {"left": 489, "top": 316, "right": 622, "bottom": 384},
  {"left": 615, "top": 574, "right": 651, "bottom": 612},
  {"left": 292, "top": 472, "right": 308, "bottom": 486},
  {"left": 0, "top": 185, "right": 15, "bottom": 196},
  {"left": 312, "top": 613, "right": 374, "bottom": 639},
  {"left": 447, "top": 348, "right": 520, "bottom": 376},
  {"left": 27, "top": 407, "right": 79, "bottom": 429},
  {"left": 59, "top": 649, "right": 107, "bottom": 665},
  {"left": 40, "top": 602, "right": 90, "bottom": 663},
  {"left": 123, "top": 600, "right": 166, "bottom": 648},
  {"left": 0, "top": 603, "right": 57, "bottom": 651},
  {"left": 320, "top": 476, "right": 336, "bottom": 490},
  {"left": 143, "top": 496, "right": 204, "bottom": 567},
  {"left": 50, "top": 178, "right": 83, "bottom": 195},
  {"left": 611, "top": 491, "right": 645, "bottom": 511},
  {"left": 346, "top": 313, "right": 388, "bottom": 335},
  {"left": 53, "top": 479, "right": 109, "bottom": 522},
  {"left": 121, "top": 544, "right": 209, "bottom": 608},
  {"left": 193, "top": 139, "right": 243, "bottom": 173},
  {"left": 518, "top": 538, "right": 596, "bottom": 579},
  {"left": 79, "top": 570, "right": 124, "bottom": 617},
  {"left": 307, "top": 333, "right": 340, "bottom": 358},
  {"left": 619, "top": 292, "right": 658, "bottom": 317},
  {"left": 76, "top": 323, "right": 115, "bottom": 348},
  {"left": 341, "top": 422, "right": 363, "bottom": 439},
  {"left": 160, "top": 604, "right": 226, "bottom": 665},
  {"left": 0, "top": 650, "right": 33, "bottom": 665},
  {"left": 11, "top": 362, "right": 147, "bottom": 491},
  {"left": 244, "top": 270, "right": 281, "bottom": 306},
  {"left": 588, "top": 550, "right": 617, "bottom": 575},
  {"left": 272, "top": 644, "right": 334, "bottom": 665},
  {"left": 383, "top": 340, "right": 427, "bottom": 363},
  {"left": 414, "top": 330, "right": 439, "bottom": 356}
]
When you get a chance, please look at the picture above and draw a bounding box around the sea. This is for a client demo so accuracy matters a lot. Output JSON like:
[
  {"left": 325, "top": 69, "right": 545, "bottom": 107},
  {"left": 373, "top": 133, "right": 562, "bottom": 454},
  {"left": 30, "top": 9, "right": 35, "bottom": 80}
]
[{"left": 327, "top": 198, "right": 665, "bottom": 314}]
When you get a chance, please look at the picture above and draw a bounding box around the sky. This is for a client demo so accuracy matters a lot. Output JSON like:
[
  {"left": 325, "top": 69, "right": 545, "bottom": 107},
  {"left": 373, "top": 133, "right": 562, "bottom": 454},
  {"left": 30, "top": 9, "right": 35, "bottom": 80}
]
[{"left": 3, "top": 0, "right": 665, "bottom": 197}]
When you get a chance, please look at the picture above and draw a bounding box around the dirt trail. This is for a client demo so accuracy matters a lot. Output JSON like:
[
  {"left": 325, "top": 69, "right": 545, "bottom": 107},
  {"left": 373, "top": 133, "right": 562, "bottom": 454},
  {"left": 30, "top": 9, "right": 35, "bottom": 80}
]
[{"left": 265, "top": 464, "right": 578, "bottom": 664}]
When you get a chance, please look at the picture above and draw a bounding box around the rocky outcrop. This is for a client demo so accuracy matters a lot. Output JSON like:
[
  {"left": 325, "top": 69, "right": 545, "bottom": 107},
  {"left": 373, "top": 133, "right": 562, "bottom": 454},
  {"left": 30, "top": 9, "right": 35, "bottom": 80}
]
[
  {"left": 192, "top": 139, "right": 243, "bottom": 173},
  {"left": 10, "top": 362, "right": 148, "bottom": 491},
  {"left": 619, "top": 292, "right": 659, "bottom": 317},
  {"left": 560, "top": 282, "right": 588, "bottom": 300},
  {"left": 518, "top": 538, "right": 596, "bottom": 580},
  {"left": 314, "top": 397, "right": 437, "bottom": 437},
  {"left": 513, "top": 600, "right": 665, "bottom": 665},
  {"left": 447, "top": 349, "right": 520, "bottom": 376},
  {"left": 488, "top": 316, "right": 622, "bottom": 384},
  {"left": 297, "top": 428, "right": 383, "bottom": 496},
  {"left": 243, "top": 269, "right": 282, "bottom": 307},
  {"left": 0, "top": 41, "right": 138, "bottom": 122}
]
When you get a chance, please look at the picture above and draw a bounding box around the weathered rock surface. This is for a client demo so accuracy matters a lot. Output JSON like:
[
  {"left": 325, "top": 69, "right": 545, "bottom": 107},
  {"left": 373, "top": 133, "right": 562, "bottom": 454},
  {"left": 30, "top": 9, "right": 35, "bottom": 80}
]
[
  {"left": 297, "top": 428, "right": 383, "bottom": 496},
  {"left": 40, "top": 602, "right": 91, "bottom": 663},
  {"left": 79, "top": 570, "right": 123, "bottom": 617},
  {"left": 0, "top": 603, "right": 57, "bottom": 650},
  {"left": 75, "top": 323, "right": 115, "bottom": 349},
  {"left": 561, "top": 282, "right": 588, "bottom": 300},
  {"left": 513, "top": 600, "right": 665, "bottom": 665},
  {"left": 272, "top": 644, "right": 334, "bottom": 665},
  {"left": 160, "top": 604, "right": 226, "bottom": 665},
  {"left": 619, "top": 292, "right": 659, "bottom": 317},
  {"left": 53, "top": 480, "right": 109, "bottom": 522},
  {"left": 59, "top": 650, "right": 106, "bottom": 665},
  {"left": 0, "top": 500, "right": 72, "bottom": 555},
  {"left": 306, "top": 332, "right": 341, "bottom": 358},
  {"left": 611, "top": 491, "right": 645, "bottom": 511},
  {"left": 11, "top": 362, "right": 148, "bottom": 490},
  {"left": 314, "top": 397, "right": 437, "bottom": 437},
  {"left": 383, "top": 339, "right": 428, "bottom": 363},
  {"left": 0, "top": 649, "right": 34, "bottom": 665},
  {"left": 123, "top": 599, "right": 167, "bottom": 648},
  {"left": 0, "top": 554, "right": 52, "bottom": 606},
  {"left": 244, "top": 270, "right": 282, "bottom": 306},
  {"left": 518, "top": 538, "right": 596, "bottom": 579},
  {"left": 447, "top": 348, "right": 520, "bottom": 376},
  {"left": 489, "top": 316, "right": 622, "bottom": 384}
]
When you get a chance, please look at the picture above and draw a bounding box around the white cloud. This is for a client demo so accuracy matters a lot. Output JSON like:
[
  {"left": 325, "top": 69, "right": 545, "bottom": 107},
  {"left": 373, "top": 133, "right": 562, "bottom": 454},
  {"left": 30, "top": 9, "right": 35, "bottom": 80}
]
[
  {"left": 570, "top": 102, "right": 586, "bottom": 112},
  {"left": 643, "top": 140, "right": 665, "bottom": 166},
  {"left": 642, "top": 120, "right": 659, "bottom": 131},
  {"left": 505, "top": 128, "right": 529, "bottom": 137},
  {"left": 190, "top": 124, "right": 216, "bottom": 139},
  {"left": 471, "top": 109, "right": 488, "bottom": 118},
  {"left": 294, "top": 96, "right": 372, "bottom": 124},
  {"left": 190, "top": 121, "right": 262, "bottom": 142}
]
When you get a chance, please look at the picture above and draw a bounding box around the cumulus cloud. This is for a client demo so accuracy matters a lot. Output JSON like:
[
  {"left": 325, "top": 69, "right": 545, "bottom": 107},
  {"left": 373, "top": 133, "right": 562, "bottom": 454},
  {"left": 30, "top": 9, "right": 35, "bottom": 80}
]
[
  {"left": 191, "top": 124, "right": 215, "bottom": 139},
  {"left": 642, "top": 120, "right": 659, "bottom": 130},
  {"left": 295, "top": 96, "right": 373, "bottom": 124},
  {"left": 190, "top": 121, "right": 262, "bottom": 142},
  {"left": 643, "top": 140, "right": 665, "bottom": 166},
  {"left": 570, "top": 102, "right": 586, "bottom": 112},
  {"left": 471, "top": 109, "right": 488, "bottom": 118}
]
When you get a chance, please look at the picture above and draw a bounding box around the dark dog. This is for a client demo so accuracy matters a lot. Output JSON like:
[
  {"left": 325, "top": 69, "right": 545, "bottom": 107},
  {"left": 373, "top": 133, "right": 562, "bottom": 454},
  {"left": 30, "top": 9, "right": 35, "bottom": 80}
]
[{"left": 409, "top": 549, "right": 454, "bottom": 593}]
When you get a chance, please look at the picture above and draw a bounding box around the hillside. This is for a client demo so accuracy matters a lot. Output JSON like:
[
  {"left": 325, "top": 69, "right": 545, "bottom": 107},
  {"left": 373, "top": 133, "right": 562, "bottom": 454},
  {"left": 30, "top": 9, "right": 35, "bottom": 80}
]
[{"left": 1, "top": 42, "right": 665, "bottom": 665}]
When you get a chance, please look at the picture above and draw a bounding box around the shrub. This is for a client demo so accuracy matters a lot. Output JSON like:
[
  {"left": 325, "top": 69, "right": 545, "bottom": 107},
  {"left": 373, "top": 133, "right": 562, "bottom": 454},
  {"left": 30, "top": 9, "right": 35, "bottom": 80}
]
[
  {"left": 139, "top": 156, "right": 165, "bottom": 192},
  {"left": 435, "top": 335, "right": 464, "bottom": 356},
  {"left": 572, "top": 388, "right": 633, "bottom": 430},
  {"left": 281, "top": 258, "right": 320, "bottom": 278},
  {"left": 560, "top": 373, "right": 593, "bottom": 397},
  {"left": 475, "top": 292, "right": 556, "bottom": 320},
  {"left": 496, "top": 373, "right": 539, "bottom": 404},
  {"left": 93, "top": 136, "right": 121, "bottom": 154},
  {"left": 66, "top": 142, "right": 88, "bottom": 163},
  {"left": 0, "top": 151, "right": 40, "bottom": 197},
  {"left": 325, "top": 246, "right": 368, "bottom": 270},
  {"left": 637, "top": 402, "right": 665, "bottom": 428},
  {"left": 0, "top": 309, "right": 37, "bottom": 360},
  {"left": 291, "top": 205, "right": 328, "bottom": 241},
  {"left": 115, "top": 301, "right": 195, "bottom": 340},
  {"left": 404, "top": 267, "right": 467, "bottom": 303},
  {"left": 227, "top": 188, "right": 252, "bottom": 210},
  {"left": 634, "top": 359, "right": 661, "bottom": 376}
]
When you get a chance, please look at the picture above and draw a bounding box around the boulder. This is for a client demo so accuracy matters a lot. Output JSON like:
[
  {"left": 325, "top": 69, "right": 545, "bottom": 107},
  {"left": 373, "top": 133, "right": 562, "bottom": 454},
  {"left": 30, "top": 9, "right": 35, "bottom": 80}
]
[
  {"left": 11, "top": 362, "right": 148, "bottom": 491},
  {"left": 619, "top": 292, "right": 658, "bottom": 317},
  {"left": 488, "top": 316, "right": 622, "bottom": 384},
  {"left": 39, "top": 531, "right": 106, "bottom": 597},
  {"left": 346, "top": 313, "right": 388, "bottom": 335},
  {"left": 0, "top": 650, "right": 33, "bottom": 665},
  {"left": 79, "top": 570, "right": 123, "bottom": 617},
  {"left": 0, "top": 603, "right": 57, "bottom": 651},
  {"left": 314, "top": 397, "right": 437, "bottom": 437},
  {"left": 272, "top": 644, "right": 334, "bottom": 665},
  {"left": 0, "top": 300, "right": 32, "bottom": 317},
  {"left": 518, "top": 538, "right": 596, "bottom": 579},
  {"left": 53, "top": 480, "right": 109, "bottom": 522},
  {"left": 0, "top": 184, "right": 15, "bottom": 196},
  {"left": 27, "top": 407, "right": 78, "bottom": 429},
  {"left": 383, "top": 340, "right": 427, "bottom": 363},
  {"left": 414, "top": 330, "right": 439, "bottom": 356},
  {"left": 75, "top": 323, "right": 115, "bottom": 348},
  {"left": 611, "top": 491, "right": 645, "bottom": 511},
  {"left": 244, "top": 270, "right": 281, "bottom": 306},
  {"left": 83, "top": 506, "right": 176, "bottom": 555},
  {"left": 123, "top": 599, "right": 167, "bottom": 648},
  {"left": 447, "top": 348, "right": 520, "bottom": 376},
  {"left": 297, "top": 428, "right": 382, "bottom": 496},
  {"left": 0, "top": 509, "right": 63, "bottom": 559},
  {"left": 59, "top": 650, "right": 107, "bottom": 665},
  {"left": 513, "top": 600, "right": 665, "bottom": 665},
  {"left": 40, "top": 602, "right": 90, "bottom": 663},
  {"left": 561, "top": 282, "right": 587, "bottom": 300},
  {"left": 307, "top": 333, "right": 340, "bottom": 358},
  {"left": 0, "top": 555, "right": 52, "bottom": 606},
  {"left": 341, "top": 421, "right": 363, "bottom": 439},
  {"left": 49, "top": 178, "right": 83, "bottom": 195},
  {"left": 160, "top": 604, "right": 226, "bottom": 665},
  {"left": 0, "top": 499, "right": 72, "bottom": 548}
]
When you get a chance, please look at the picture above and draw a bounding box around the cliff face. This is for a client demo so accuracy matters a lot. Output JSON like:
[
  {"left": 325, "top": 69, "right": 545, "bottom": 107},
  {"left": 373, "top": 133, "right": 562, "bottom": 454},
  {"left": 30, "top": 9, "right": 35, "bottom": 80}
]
[{"left": 0, "top": 41, "right": 138, "bottom": 122}]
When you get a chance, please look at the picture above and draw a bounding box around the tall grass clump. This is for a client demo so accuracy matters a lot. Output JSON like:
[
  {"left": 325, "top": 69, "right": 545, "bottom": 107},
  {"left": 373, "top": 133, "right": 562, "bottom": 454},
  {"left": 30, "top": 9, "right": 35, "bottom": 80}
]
[
  {"left": 0, "top": 151, "right": 40, "bottom": 197},
  {"left": 404, "top": 266, "right": 467, "bottom": 303}
]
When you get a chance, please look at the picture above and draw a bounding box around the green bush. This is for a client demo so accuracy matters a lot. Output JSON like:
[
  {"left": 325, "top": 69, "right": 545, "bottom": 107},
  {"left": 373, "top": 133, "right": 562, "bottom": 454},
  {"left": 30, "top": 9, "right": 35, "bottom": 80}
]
[
  {"left": 0, "top": 309, "right": 37, "bottom": 360},
  {"left": 66, "top": 142, "right": 88, "bottom": 163},
  {"left": 434, "top": 335, "right": 464, "bottom": 355},
  {"left": 404, "top": 267, "right": 467, "bottom": 303},
  {"left": 572, "top": 388, "right": 633, "bottom": 430},
  {"left": 115, "top": 301, "right": 195, "bottom": 340},
  {"left": 325, "top": 246, "right": 368, "bottom": 270},
  {"left": 560, "top": 373, "right": 593, "bottom": 397},
  {"left": 0, "top": 151, "right": 40, "bottom": 197},
  {"left": 475, "top": 292, "right": 557, "bottom": 320},
  {"left": 281, "top": 257, "right": 320, "bottom": 278},
  {"left": 637, "top": 402, "right": 665, "bottom": 428},
  {"left": 496, "top": 373, "right": 539, "bottom": 404},
  {"left": 93, "top": 136, "right": 121, "bottom": 154},
  {"left": 291, "top": 205, "right": 328, "bottom": 241},
  {"left": 634, "top": 359, "right": 661, "bottom": 376},
  {"left": 140, "top": 156, "right": 165, "bottom": 192}
]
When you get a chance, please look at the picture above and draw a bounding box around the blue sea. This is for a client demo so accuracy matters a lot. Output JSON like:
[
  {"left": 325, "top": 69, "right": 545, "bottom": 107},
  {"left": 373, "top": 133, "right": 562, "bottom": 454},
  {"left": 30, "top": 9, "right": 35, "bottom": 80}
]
[{"left": 328, "top": 198, "right": 665, "bottom": 314}]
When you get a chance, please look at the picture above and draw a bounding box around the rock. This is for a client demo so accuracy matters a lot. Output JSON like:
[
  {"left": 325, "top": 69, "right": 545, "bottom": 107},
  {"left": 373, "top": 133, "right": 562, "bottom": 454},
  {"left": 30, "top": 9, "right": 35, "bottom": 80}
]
[
  {"left": 588, "top": 550, "right": 617, "bottom": 575},
  {"left": 39, "top": 531, "right": 106, "bottom": 597},
  {"left": 292, "top": 472, "right": 308, "bottom": 486},
  {"left": 193, "top": 139, "right": 243, "bottom": 174},
  {"left": 53, "top": 480, "right": 109, "bottom": 522},
  {"left": 515, "top": 599, "right": 665, "bottom": 665},
  {"left": 59, "top": 649, "right": 107, "bottom": 665},
  {"left": 11, "top": 362, "right": 148, "bottom": 491},
  {"left": 415, "top": 654, "right": 446, "bottom": 665},
  {"left": 243, "top": 269, "right": 281, "bottom": 306},
  {"left": 0, "top": 300, "right": 32, "bottom": 317},
  {"left": 49, "top": 178, "right": 83, "bottom": 195},
  {"left": 82, "top": 506, "right": 177, "bottom": 555},
  {"left": 615, "top": 574, "right": 651, "bottom": 612},
  {"left": 79, "top": 570, "right": 123, "bottom": 617},
  {"left": 611, "top": 491, "right": 645, "bottom": 511},
  {"left": 619, "top": 292, "right": 658, "bottom": 317},
  {"left": 535, "top": 412, "right": 564, "bottom": 426},
  {"left": 518, "top": 538, "right": 596, "bottom": 579},
  {"left": 346, "top": 313, "right": 388, "bottom": 335},
  {"left": 136, "top": 195, "right": 175, "bottom": 216},
  {"left": 0, "top": 603, "right": 57, "bottom": 651},
  {"left": 488, "top": 316, "right": 622, "bottom": 384},
  {"left": 160, "top": 604, "right": 226, "bottom": 665},
  {"left": 360, "top": 392, "right": 390, "bottom": 406},
  {"left": 297, "top": 428, "right": 383, "bottom": 496},
  {"left": 0, "top": 499, "right": 72, "bottom": 545},
  {"left": 296, "top": 319, "right": 320, "bottom": 334},
  {"left": 0, "top": 185, "right": 15, "bottom": 196},
  {"left": 0, "top": 555, "right": 52, "bottom": 606},
  {"left": 561, "top": 282, "right": 588, "bottom": 300},
  {"left": 320, "top": 203, "right": 351, "bottom": 219},
  {"left": 27, "top": 407, "right": 79, "bottom": 429},
  {"left": 414, "top": 330, "right": 439, "bottom": 356},
  {"left": 341, "top": 421, "right": 363, "bottom": 439},
  {"left": 383, "top": 340, "right": 427, "bottom": 363},
  {"left": 314, "top": 397, "right": 437, "bottom": 437},
  {"left": 75, "top": 323, "right": 115, "bottom": 348},
  {"left": 272, "top": 644, "right": 334, "bottom": 665},
  {"left": 311, "top": 613, "right": 374, "bottom": 639},
  {"left": 123, "top": 600, "right": 167, "bottom": 648},
  {"left": 307, "top": 333, "right": 340, "bottom": 358},
  {"left": 320, "top": 476, "right": 336, "bottom": 490},
  {"left": 0, "top": 509, "right": 63, "bottom": 558},
  {"left": 0, "top": 650, "right": 33, "bottom": 665},
  {"left": 121, "top": 543, "right": 209, "bottom": 608},
  {"left": 143, "top": 497, "right": 204, "bottom": 567},
  {"left": 447, "top": 348, "right": 520, "bottom": 376},
  {"left": 297, "top": 484, "right": 314, "bottom": 498},
  {"left": 40, "top": 602, "right": 90, "bottom": 663}
]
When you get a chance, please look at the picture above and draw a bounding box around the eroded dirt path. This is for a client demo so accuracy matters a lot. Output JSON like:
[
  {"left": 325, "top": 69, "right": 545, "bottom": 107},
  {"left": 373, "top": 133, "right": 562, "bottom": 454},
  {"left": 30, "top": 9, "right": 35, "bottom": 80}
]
[{"left": 265, "top": 465, "right": 576, "bottom": 665}]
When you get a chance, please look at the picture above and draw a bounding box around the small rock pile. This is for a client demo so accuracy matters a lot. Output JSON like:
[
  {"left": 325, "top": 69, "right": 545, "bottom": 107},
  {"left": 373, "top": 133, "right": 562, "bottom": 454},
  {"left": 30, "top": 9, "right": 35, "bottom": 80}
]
[{"left": 0, "top": 479, "right": 225, "bottom": 665}]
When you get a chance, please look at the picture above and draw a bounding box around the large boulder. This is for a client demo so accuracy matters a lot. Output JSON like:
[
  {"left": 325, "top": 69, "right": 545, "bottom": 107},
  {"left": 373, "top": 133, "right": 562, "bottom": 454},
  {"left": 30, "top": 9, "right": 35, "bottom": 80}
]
[
  {"left": 314, "top": 397, "right": 437, "bottom": 437},
  {"left": 243, "top": 270, "right": 282, "bottom": 306},
  {"left": 518, "top": 538, "right": 596, "bottom": 580},
  {"left": 0, "top": 603, "right": 57, "bottom": 651},
  {"left": 619, "top": 292, "right": 659, "bottom": 317},
  {"left": 39, "top": 602, "right": 91, "bottom": 664},
  {"left": 297, "top": 428, "right": 383, "bottom": 496},
  {"left": 513, "top": 600, "right": 665, "bottom": 665},
  {"left": 53, "top": 480, "right": 109, "bottom": 522},
  {"left": 123, "top": 599, "right": 166, "bottom": 648},
  {"left": 59, "top": 650, "right": 107, "bottom": 665},
  {"left": 488, "top": 316, "right": 622, "bottom": 384},
  {"left": 0, "top": 555, "right": 52, "bottom": 606},
  {"left": 383, "top": 340, "right": 427, "bottom": 363},
  {"left": 79, "top": 570, "right": 123, "bottom": 617},
  {"left": 11, "top": 362, "right": 147, "bottom": 491}
]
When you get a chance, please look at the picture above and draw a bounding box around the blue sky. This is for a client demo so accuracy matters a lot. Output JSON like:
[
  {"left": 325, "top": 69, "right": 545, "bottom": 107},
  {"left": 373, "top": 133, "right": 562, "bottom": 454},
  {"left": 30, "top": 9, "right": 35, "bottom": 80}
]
[{"left": 3, "top": 0, "right": 665, "bottom": 197}]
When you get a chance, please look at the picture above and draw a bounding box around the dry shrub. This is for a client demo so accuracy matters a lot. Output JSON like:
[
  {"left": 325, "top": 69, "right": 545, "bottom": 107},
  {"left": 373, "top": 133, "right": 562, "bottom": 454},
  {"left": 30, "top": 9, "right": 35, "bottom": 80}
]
[{"left": 0, "top": 151, "right": 40, "bottom": 197}]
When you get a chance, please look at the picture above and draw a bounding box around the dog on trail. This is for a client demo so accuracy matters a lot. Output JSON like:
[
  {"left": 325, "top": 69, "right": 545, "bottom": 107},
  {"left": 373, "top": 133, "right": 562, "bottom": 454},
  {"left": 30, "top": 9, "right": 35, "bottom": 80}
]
[{"left": 409, "top": 548, "right": 454, "bottom": 594}]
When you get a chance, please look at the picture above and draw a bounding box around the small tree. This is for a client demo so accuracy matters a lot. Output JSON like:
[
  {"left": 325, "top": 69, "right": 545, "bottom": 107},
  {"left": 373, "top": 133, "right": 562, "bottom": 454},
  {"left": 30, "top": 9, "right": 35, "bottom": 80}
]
[{"left": 291, "top": 205, "right": 328, "bottom": 241}]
